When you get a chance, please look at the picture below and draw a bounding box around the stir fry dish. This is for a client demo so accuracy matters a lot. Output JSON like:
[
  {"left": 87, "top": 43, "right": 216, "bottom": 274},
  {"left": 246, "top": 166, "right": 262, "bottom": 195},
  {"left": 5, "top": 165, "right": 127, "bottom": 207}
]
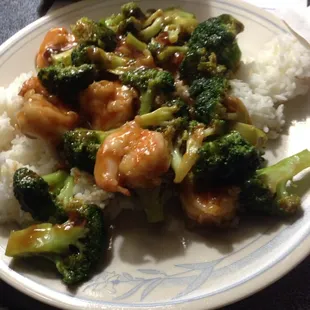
[{"left": 5, "top": 2, "right": 310, "bottom": 285}]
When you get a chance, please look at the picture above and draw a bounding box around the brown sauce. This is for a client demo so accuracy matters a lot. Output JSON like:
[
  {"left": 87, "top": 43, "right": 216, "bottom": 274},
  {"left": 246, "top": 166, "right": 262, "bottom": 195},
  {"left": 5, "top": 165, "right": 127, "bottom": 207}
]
[{"left": 36, "top": 27, "right": 76, "bottom": 69}]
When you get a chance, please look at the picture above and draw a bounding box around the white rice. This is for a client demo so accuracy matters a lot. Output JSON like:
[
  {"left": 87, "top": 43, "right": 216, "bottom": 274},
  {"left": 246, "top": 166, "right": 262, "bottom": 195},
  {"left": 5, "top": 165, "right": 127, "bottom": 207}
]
[
  {"left": 0, "top": 74, "right": 111, "bottom": 224},
  {"left": 71, "top": 168, "right": 114, "bottom": 209},
  {"left": 231, "top": 34, "right": 310, "bottom": 138},
  {"left": 229, "top": 80, "right": 285, "bottom": 139}
]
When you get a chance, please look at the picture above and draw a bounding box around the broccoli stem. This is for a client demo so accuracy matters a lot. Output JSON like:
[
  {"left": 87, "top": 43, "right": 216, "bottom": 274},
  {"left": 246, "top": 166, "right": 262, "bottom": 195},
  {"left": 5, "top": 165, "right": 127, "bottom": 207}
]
[
  {"left": 260, "top": 149, "right": 310, "bottom": 193},
  {"left": 42, "top": 170, "right": 69, "bottom": 193},
  {"left": 171, "top": 147, "right": 183, "bottom": 173},
  {"left": 172, "top": 124, "right": 220, "bottom": 184},
  {"left": 157, "top": 46, "right": 188, "bottom": 62},
  {"left": 126, "top": 33, "right": 148, "bottom": 51},
  {"left": 230, "top": 122, "right": 267, "bottom": 148},
  {"left": 94, "top": 130, "right": 112, "bottom": 143},
  {"left": 136, "top": 187, "right": 164, "bottom": 223},
  {"left": 144, "top": 202, "right": 164, "bottom": 223},
  {"left": 5, "top": 222, "right": 86, "bottom": 257},
  {"left": 139, "top": 17, "right": 163, "bottom": 42},
  {"left": 139, "top": 89, "right": 155, "bottom": 114},
  {"left": 97, "top": 48, "right": 129, "bottom": 70},
  {"left": 57, "top": 176, "right": 75, "bottom": 206},
  {"left": 143, "top": 9, "right": 163, "bottom": 27},
  {"left": 174, "top": 127, "right": 205, "bottom": 183},
  {"left": 135, "top": 106, "right": 178, "bottom": 127}
]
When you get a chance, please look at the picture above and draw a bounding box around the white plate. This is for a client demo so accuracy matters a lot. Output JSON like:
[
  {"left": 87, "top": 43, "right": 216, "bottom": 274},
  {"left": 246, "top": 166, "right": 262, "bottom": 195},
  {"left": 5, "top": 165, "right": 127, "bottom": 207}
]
[{"left": 0, "top": 0, "right": 310, "bottom": 309}]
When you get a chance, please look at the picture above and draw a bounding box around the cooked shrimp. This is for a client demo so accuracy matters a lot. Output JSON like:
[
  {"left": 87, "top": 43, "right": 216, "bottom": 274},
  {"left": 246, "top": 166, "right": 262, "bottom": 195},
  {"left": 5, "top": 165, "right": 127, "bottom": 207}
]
[
  {"left": 19, "top": 77, "right": 62, "bottom": 106},
  {"left": 17, "top": 91, "right": 79, "bottom": 144},
  {"left": 180, "top": 180, "right": 240, "bottom": 227},
  {"left": 80, "top": 81, "right": 137, "bottom": 131},
  {"left": 36, "top": 27, "right": 76, "bottom": 69},
  {"left": 94, "top": 121, "right": 170, "bottom": 195}
]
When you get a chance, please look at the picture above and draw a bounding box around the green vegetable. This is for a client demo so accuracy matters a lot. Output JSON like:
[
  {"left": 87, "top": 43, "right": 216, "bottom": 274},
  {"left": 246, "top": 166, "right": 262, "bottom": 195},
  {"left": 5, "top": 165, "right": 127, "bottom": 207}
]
[
  {"left": 121, "top": 2, "right": 145, "bottom": 19},
  {"left": 37, "top": 64, "right": 96, "bottom": 101},
  {"left": 180, "top": 14, "right": 244, "bottom": 81},
  {"left": 125, "top": 33, "right": 148, "bottom": 52},
  {"left": 163, "top": 7, "right": 198, "bottom": 38},
  {"left": 51, "top": 49, "right": 73, "bottom": 66},
  {"left": 63, "top": 128, "right": 112, "bottom": 173},
  {"left": 139, "top": 16, "right": 164, "bottom": 42},
  {"left": 135, "top": 176, "right": 175, "bottom": 223},
  {"left": 71, "top": 17, "right": 117, "bottom": 51},
  {"left": 157, "top": 46, "right": 188, "bottom": 62},
  {"left": 229, "top": 122, "right": 267, "bottom": 148},
  {"left": 13, "top": 168, "right": 72, "bottom": 222},
  {"left": 120, "top": 67, "right": 175, "bottom": 115},
  {"left": 71, "top": 44, "right": 129, "bottom": 75},
  {"left": 193, "top": 131, "right": 263, "bottom": 185},
  {"left": 171, "top": 120, "right": 226, "bottom": 183},
  {"left": 239, "top": 149, "right": 310, "bottom": 216},
  {"left": 6, "top": 203, "right": 106, "bottom": 285},
  {"left": 104, "top": 2, "right": 145, "bottom": 35},
  {"left": 136, "top": 98, "right": 190, "bottom": 127},
  {"left": 189, "top": 76, "right": 231, "bottom": 125}
]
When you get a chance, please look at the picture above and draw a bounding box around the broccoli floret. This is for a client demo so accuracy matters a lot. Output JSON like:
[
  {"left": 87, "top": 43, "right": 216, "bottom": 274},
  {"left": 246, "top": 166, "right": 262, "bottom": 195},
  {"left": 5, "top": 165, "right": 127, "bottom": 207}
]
[
  {"left": 51, "top": 49, "right": 73, "bottom": 66},
  {"left": 189, "top": 76, "right": 230, "bottom": 125},
  {"left": 239, "top": 149, "right": 310, "bottom": 216},
  {"left": 71, "top": 45, "right": 129, "bottom": 75},
  {"left": 193, "top": 131, "right": 263, "bottom": 185},
  {"left": 5, "top": 203, "right": 106, "bottom": 285},
  {"left": 163, "top": 8, "right": 198, "bottom": 39},
  {"left": 104, "top": 2, "right": 145, "bottom": 35},
  {"left": 37, "top": 64, "right": 96, "bottom": 100},
  {"left": 120, "top": 67, "right": 175, "bottom": 115},
  {"left": 71, "top": 17, "right": 116, "bottom": 51},
  {"left": 135, "top": 98, "right": 190, "bottom": 127},
  {"left": 13, "top": 168, "right": 72, "bottom": 222},
  {"left": 122, "top": 2, "right": 145, "bottom": 19},
  {"left": 171, "top": 120, "right": 226, "bottom": 183},
  {"left": 180, "top": 14, "right": 244, "bottom": 81},
  {"left": 63, "top": 128, "right": 112, "bottom": 173},
  {"left": 148, "top": 38, "right": 163, "bottom": 55}
]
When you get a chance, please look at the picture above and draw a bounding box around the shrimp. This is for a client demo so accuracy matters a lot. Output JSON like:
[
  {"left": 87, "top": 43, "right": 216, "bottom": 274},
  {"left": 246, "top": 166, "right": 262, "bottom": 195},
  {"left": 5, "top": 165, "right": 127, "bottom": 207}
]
[
  {"left": 19, "top": 77, "right": 62, "bottom": 106},
  {"left": 80, "top": 81, "right": 137, "bottom": 131},
  {"left": 17, "top": 91, "right": 79, "bottom": 144},
  {"left": 36, "top": 27, "right": 76, "bottom": 69},
  {"left": 180, "top": 180, "right": 240, "bottom": 228},
  {"left": 94, "top": 121, "right": 170, "bottom": 195}
]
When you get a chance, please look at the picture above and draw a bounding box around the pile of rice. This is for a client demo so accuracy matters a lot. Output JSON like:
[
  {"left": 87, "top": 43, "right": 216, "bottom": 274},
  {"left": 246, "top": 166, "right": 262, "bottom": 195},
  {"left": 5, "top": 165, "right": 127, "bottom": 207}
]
[
  {"left": 231, "top": 34, "right": 310, "bottom": 138},
  {"left": 0, "top": 33, "right": 310, "bottom": 224}
]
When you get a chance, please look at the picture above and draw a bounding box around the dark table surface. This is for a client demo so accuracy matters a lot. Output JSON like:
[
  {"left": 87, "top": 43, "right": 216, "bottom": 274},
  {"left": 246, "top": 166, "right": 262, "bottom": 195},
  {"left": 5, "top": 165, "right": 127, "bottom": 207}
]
[{"left": 0, "top": 1, "right": 309, "bottom": 309}]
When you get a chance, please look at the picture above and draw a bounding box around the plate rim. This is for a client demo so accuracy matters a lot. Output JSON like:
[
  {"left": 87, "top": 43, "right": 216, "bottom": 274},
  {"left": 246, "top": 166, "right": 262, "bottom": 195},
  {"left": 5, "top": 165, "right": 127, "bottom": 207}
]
[{"left": 0, "top": 0, "right": 309, "bottom": 309}]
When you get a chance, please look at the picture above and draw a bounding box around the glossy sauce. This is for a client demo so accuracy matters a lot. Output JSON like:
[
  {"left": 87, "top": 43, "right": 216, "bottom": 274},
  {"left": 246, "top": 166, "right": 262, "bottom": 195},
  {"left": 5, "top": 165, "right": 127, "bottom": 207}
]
[
  {"left": 36, "top": 27, "right": 76, "bottom": 68},
  {"left": 180, "top": 181, "right": 240, "bottom": 227},
  {"left": 115, "top": 38, "right": 156, "bottom": 69}
]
